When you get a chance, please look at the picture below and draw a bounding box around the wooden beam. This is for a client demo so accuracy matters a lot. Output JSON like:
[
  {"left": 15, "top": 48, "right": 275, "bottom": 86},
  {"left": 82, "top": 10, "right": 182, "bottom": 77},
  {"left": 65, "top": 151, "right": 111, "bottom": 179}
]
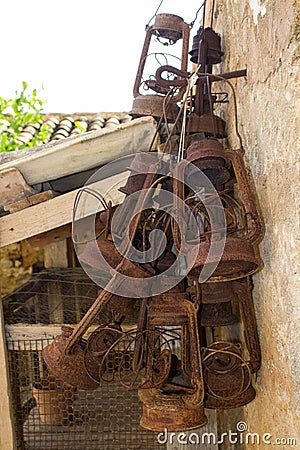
[
  {"left": 0, "top": 171, "right": 128, "bottom": 248},
  {"left": 0, "top": 304, "right": 16, "bottom": 449},
  {"left": 0, "top": 167, "right": 36, "bottom": 206},
  {"left": 4, "top": 190, "right": 54, "bottom": 213},
  {"left": 0, "top": 116, "right": 157, "bottom": 184},
  {"left": 5, "top": 323, "right": 135, "bottom": 350}
]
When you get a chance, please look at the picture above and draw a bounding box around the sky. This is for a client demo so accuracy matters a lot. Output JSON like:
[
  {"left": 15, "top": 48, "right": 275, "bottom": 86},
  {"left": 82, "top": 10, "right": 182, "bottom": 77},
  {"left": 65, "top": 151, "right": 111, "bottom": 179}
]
[{"left": 1, "top": 0, "right": 204, "bottom": 113}]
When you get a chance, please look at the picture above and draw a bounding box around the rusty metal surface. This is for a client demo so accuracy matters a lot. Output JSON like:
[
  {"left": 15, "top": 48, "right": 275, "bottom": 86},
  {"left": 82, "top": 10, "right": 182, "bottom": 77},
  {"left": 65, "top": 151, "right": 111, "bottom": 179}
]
[
  {"left": 79, "top": 238, "right": 151, "bottom": 280},
  {"left": 187, "top": 25, "right": 225, "bottom": 138},
  {"left": 42, "top": 326, "right": 99, "bottom": 390},
  {"left": 190, "top": 281, "right": 237, "bottom": 327},
  {"left": 107, "top": 293, "right": 138, "bottom": 316},
  {"left": 40, "top": 16, "right": 264, "bottom": 430},
  {"left": 186, "top": 138, "right": 231, "bottom": 187},
  {"left": 188, "top": 236, "right": 262, "bottom": 282},
  {"left": 119, "top": 173, "right": 148, "bottom": 196},
  {"left": 137, "top": 294, "right": 206, "bottom": 430},
  {"left": 187, "top": 112, "right": 227, "bottom": 138},
  {"left": 131, "top": 13, "right": 190, "bottom": 121},
  {"left": 234, "top": 278, "right": 262, "bottom": 373},
  {"left": 189, "top": 27, "right": 224, "bottom": 65},
  {"left": 203, "top": 342, "right": 256, "bottom": 409},
  {"left": 138, "top": 388, "right": 207, "bottom": 432},
  {"left": 119, "top": 152, "right": 160, "bottom": 196},
  {"left": 152, "top": 14, "right": 184, "bottom": 42},
  {"left": 200, "top": 301, "right": 238, "bottom": 327},
  {"left": 130, "top": 95, "right": 180, "bottom": 121},
  {"left": 90, "top": 290, "right": 208, "bottom": 431},
  {"left": 84, "top": 324, "right": 123, "bottom": 383},
  {"left": 42, "top": 257, "right": 149, "bottom": 388},
  {"left": 201, "top": 281, "right": 234, "bottom": 303},
  {"left": 172, "top": 139, "right": 264, "bottom": 281},
  {"left": 225, "top": 148, "right": 263, "bottom": 244}
]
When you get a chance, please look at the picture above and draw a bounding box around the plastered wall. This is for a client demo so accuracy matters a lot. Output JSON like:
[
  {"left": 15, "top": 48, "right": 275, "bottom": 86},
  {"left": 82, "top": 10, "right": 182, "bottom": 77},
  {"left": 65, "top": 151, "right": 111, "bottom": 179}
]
[{"left": 212, "top": 0, "right": 300, "bottom": 446}]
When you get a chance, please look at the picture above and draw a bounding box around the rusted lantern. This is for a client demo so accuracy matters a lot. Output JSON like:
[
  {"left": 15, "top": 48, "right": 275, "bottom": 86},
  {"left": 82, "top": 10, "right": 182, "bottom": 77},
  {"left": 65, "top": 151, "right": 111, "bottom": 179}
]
[
  {"left": 200, "top": 282, "right": 238, "bottom": 327},
  {"left": 188, "top": 26, "right": 226, "bottom": 137},
  {"left": 188, "top": 282, "right": 237, "bottom": 327},
  {"left": 118, "top": 152, "right": 160, "bottom": 197},
  {"left": 202, "top": 341, "right": 256, "bottom": 409},
  {"left": 130, "top": 13, "right": 191, "bottom": 121},
  {"left": 42, "top": 247, "right": 150, "bottom": 390},
  {"left": 201, "top": 278, "right": 261, "bottom": 409},
  {"left": 189, "top": 27, "right": 223, "bottom": 66},
  {"left": 83, "top": 323, "right": 123, "bottom": 383},
  {"left": 137, "top": 292, "right": 207, "bottom": 431},
  {"left": 200, "top": 302, "right": 237, "bottom": 327},
  {"left": 42, "top": 326, "right": 100, "bottom": 390},
  {"left": 173, "top": 138, "right": 263, "bottom": 282}
]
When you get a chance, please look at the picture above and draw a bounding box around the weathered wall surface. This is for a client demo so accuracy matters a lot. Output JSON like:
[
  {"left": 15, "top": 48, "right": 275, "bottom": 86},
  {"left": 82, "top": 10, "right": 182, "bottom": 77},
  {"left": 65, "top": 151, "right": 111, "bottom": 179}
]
[
  {"left": 213, "top": 0, "right": 299, "bottom": 446},
  {"left": 0, "top": 241, "right": 43, "bottom": 297}
]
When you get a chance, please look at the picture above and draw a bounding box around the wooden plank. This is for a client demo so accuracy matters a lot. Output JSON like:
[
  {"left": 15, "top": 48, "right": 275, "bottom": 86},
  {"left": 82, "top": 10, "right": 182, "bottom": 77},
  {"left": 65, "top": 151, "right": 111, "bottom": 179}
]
[
  {"left": 5, "top": 324, "right": 136, "bottom": 349},
  {"left": 0, "top": 167, "right": 36, "bottom": 206},
  {"left": 0, "top": 116, "right": 157, "bottom": 184},
  {"left": 44, "top": 240, "right": 69, "bottom": 269},
  {"left": 0, "top": 171, "right": 128, "bottom": 248},
  {"left": 0, "top": 303, "right": 16, "bottom": 449},
  {"left": 5, "top": 324, "right": 102, "bottom": 350},
  {"left": 4, "top": 190, "right": 54, "bottom": 213}
]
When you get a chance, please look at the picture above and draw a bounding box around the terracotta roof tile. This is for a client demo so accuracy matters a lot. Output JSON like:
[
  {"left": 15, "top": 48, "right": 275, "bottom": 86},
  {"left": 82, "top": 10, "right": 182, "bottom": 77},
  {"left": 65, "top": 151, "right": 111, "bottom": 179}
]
[{"left": 2, "top": 112, "right": 133, "bottom": 148}]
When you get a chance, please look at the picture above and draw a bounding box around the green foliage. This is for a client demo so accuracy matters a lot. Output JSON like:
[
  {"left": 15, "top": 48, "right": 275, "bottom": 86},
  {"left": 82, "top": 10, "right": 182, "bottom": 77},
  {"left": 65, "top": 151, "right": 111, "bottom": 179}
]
[{"left": 0, "top": 82, "right": 51, "bottom": 152}]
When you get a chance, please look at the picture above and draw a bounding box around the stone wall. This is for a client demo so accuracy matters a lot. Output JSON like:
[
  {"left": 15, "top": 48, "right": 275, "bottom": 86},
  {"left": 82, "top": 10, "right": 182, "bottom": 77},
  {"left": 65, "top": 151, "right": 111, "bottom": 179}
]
[
  {"left": 212, "top": 0, "right": 299, "bottom": 447},
  {"left": 0, "top": 241, "right": 43, "bottom": 297}
]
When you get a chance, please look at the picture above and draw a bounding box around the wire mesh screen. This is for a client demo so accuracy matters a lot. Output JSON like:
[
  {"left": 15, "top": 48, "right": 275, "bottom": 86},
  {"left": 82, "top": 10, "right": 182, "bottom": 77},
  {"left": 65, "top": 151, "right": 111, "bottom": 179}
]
[{"left": 3, "top": 269, "right": 164, "bottom": 450}]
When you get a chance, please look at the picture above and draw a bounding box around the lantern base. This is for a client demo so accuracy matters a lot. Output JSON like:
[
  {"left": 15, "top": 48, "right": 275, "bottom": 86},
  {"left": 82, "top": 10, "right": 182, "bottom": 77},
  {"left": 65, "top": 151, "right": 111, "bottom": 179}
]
[
  {"left": 188, "top": 237, "right": 263, "bottom": 282},
  {"left": 130, "top": 95, "right": 179, "bottom": 122},
  {"left": 187, "top": 113, "right": 227, "bottom": 138},
  {"left": 139, "top": 388, "right": 207, "bottom": 432},
  {"left": 205, "top": 384, "right": 256, "bottom": 409}
]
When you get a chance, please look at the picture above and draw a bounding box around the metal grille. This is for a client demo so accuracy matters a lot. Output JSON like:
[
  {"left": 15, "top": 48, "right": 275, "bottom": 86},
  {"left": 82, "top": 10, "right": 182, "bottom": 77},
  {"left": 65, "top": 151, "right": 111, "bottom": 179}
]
[{"left": 3, "top": 269, "right": 164, "bottom": 450}]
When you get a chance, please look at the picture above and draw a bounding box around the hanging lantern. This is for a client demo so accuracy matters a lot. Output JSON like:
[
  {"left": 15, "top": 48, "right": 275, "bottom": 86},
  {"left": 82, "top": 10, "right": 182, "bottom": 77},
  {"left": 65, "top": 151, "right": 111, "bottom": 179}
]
[
  {"left": 42, "top": 326, "right": 100, "bottom": 390},
  {"left": 172, "top": 138, "right": 263, "bottom": 282},
  {"left": 42, "top": 245, "right": 151, "bottom": 390},
  {"left": 200, "top": 282, "right": 238, "bottom": 327},
  {"left": 188, "top": 26, "right": 226, "bottom": 137},
  {"left": 189, "top": 27, "right": 223, "bottom": 66},
  {"left": 84, "top": 323, "right": 123, "bottom": 384},
  {"left": 202, "top": 341, "right": 256, "bottom": 409},
  {"left": 137, "top": 291, "right": 207, "bottom": 431},
  {"left": 201, "top": 278, "right": 261, "bottom": 408},
  {"left": 130, "top": 14, "right": 191, "bottom": 121}
]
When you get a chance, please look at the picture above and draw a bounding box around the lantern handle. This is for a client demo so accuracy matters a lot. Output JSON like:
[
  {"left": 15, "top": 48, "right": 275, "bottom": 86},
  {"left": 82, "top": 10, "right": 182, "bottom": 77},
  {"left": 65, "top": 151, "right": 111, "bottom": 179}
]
[
  {"left": 196, "top": 72, "right": 245, "bottom": 152},
  {"left": 155, "top": 64, "right": 189, "bottom": 88},
  {"left": 226, "top": 148, "right": 263, "bottom": 244},
  {"left": 182, "top": 299, "right": 205, "bottom": 407}
]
